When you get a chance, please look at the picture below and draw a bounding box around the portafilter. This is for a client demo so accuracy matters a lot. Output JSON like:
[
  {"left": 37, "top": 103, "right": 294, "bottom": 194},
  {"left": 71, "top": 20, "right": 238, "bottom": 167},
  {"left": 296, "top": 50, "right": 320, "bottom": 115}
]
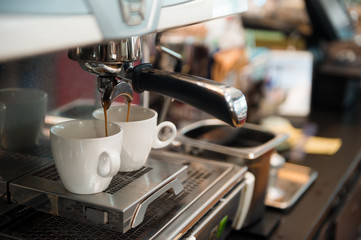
[{"left": 68, "top": 37, "right": 247, "bottom": 127}]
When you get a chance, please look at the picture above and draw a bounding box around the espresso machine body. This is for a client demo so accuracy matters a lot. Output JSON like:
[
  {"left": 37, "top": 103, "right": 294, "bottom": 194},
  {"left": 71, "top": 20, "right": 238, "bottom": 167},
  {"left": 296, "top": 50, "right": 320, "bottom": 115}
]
[
  {"left": 0, "top": 0, "right": 247, "bottom": 62},
  {"left": 0, "top": 1, "right": 255, "bottom": 239}
]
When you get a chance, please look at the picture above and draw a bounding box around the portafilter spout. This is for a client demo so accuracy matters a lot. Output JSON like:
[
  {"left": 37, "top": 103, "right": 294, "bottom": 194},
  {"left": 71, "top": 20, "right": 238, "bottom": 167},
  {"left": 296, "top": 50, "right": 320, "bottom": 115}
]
[
  {"left": 68, "top": 37, "right": 140, "bottom": 108},
  {"left": 97, "top": 76, "right": 133, "bottom": 108}
]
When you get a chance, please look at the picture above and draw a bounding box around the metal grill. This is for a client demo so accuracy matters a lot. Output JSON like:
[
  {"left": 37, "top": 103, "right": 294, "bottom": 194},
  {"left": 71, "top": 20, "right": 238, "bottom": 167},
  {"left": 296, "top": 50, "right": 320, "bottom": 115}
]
[
  {"left": 0, "top": 149, "right": 51, "bottom": 184},
  {"left": 31, "top": 164, "right": 153, "bottom": 194},
  {"left": 0, "top": 151, "right": 41, "bottom": 172},
  {"left": 12, "top": 210, "right": 167, "bottom": 240},
  {"left": 16, "top": 213, "right": 131, "bottom": 240},
  {"left": 3, "top": 166, "right": 212, "bottom": 240},
  {"left": 104, "top": 167, "right": 152, "bottom": 194},
  {"left": 13, "top": 138, "right": 53, "bottom": 160},
  {"left": 157, "top": 167, "right": 211, "bottom": 203},
  {"left": 31, "top": 165, "right": 60, "bottom": 181}
]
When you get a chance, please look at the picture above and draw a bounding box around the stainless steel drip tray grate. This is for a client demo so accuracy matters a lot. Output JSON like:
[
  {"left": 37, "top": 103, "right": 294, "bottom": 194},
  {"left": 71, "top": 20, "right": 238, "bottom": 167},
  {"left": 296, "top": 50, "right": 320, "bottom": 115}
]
[
  {"left": 30, "top": 164, "right": 153, "bottom": 194},
  {"left": 1, "top": 209, "right": 154, "bottom": 240},
  {"left": 104, "top": 167, "right": 153, "bottom": 194},
  {"left": 0, "top": 151, "right": 49, "bottom": 182},
  {"left": 0, "top": 153, "right": 246, "bottom": 240},
  {"left": 0, "top": 146, "right": 52, "bottom": 195},
  {"left": 31, "top": 164, "right": 61, "bottom": 182},
  {"left": 1, "top": 164, "right": 219, "bottom": 240},
  {"left": 9, "top": 158, "right": 187, "bottom": 233},
  {"left": 1, "top": 188, "right": 181, "bottom": 240},
  {"left": 4, "top": 151, "right": 247, "bottom": 239}
]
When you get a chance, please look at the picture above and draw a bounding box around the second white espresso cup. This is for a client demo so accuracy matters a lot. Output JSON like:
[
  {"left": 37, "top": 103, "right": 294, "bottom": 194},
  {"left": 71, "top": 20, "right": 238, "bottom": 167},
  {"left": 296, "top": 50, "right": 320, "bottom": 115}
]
[
  {"left": 93, "top": 105, "right": 177, "bottom": 172},
  {"left": 50, "top": 119, "right": 123, "bottom": 194}
]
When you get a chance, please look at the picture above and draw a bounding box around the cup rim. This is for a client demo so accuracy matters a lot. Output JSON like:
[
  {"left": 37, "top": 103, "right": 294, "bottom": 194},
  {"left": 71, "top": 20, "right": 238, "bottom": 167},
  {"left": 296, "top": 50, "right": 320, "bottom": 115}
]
[
  {"left": 50, "top": 119, "right": 122, "bottom": 140},
  {"left": 93, "top": 104, "right": 157, "bottom": 124}
]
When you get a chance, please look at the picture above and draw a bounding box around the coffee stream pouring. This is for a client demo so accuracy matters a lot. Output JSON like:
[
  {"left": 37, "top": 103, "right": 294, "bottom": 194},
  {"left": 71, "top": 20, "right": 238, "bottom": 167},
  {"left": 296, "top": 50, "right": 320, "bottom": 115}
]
[{"left": 68, "top": 36, "right": 248, "bottom": 127}]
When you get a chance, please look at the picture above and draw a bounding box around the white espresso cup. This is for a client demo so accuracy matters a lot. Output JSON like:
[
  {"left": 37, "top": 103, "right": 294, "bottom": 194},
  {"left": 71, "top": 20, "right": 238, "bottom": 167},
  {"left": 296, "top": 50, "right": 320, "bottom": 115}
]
[
  {"left": 93, "top": 105, "right": 177, "bottom": 172},
  {"left": 50, "top": 120, "right": 123, "bottom": 194},
  {"left": 0, "top": 88, "right": 47, "bottom": 150}
]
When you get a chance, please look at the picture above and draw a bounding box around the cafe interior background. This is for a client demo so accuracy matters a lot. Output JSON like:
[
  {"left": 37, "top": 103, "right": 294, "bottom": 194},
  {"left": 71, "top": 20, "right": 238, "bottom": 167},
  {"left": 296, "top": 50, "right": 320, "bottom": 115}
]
[
  {"left": 1, "top": 0, "right": 360, "bottom": 126},
  {"left": 1, "top": 0, "right": 361, "bottom": 239}
]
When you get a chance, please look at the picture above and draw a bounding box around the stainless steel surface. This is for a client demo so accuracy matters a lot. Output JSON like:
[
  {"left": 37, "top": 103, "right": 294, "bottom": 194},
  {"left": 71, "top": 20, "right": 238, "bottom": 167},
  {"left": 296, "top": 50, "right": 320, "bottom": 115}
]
[
  {"left": 159, "top": 96, "right": 173, "bottom": 124},
  {"left": 1, "top": 149, "right": 248, "bottom": 239},
  {"left": 0, "top": 139, "right": 52, "bottom": 198},
  {"left": 228, "top": 87, "right": 248, "bottom": 128},
  {"left": 68, "top": 38, "right": 142, "bottom": 64},
  {"left": 68, "top": 38, "right": 140, "bottom": 107},
  {"left": 155, "top": 34, "right": 182, "bottom": 124},
  {"left": 176, "top": 119, "right": 289, "bottom": 227},
  {"left": 265, "top": 163, "right": 318, "bottom": 210},
  {"left": 131, "top": 178, "right": 183, "bottom": 228},
  {"left": 68, "top": 34, "right": 248, "bottom": 127},
  {"left": 101, "top": 79, "right": 134, "bottom": 107},
  {"left": 0, "top": 140, "right": 54, "bottom": 228},
  {"left": 182, "top": 180, "right": 246, "bottom": 239},
  {"left": 149, "top": 151, "right": 247, "bottom": 239},
  {"left": 10, "top": 158, "right": 187, "bottom": 233},
  {"left": 177, "top": 119, "right": 288, "bottom": 160}
]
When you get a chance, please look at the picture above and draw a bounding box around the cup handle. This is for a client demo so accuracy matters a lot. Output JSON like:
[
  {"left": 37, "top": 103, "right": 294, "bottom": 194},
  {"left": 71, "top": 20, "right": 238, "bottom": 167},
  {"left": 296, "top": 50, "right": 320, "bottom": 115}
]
[
  {"left": 152, "top": 121, "right": 177, "bottom": 149},
  {"left": 97, "top": 150, "right": 121, "bottom": 177}
]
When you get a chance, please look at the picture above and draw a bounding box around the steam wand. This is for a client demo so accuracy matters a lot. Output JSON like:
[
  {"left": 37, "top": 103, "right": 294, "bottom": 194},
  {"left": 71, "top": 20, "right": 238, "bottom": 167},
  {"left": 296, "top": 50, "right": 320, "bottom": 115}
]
[{"left": 153, "top": 33, "right": 183, "bottom": 124}]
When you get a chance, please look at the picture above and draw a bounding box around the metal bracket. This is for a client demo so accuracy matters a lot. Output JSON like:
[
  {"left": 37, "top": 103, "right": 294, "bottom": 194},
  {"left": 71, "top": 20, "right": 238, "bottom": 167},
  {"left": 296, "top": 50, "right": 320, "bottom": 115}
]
[{"left": 131, "top": 178, "right": 184, "bottom": 228}]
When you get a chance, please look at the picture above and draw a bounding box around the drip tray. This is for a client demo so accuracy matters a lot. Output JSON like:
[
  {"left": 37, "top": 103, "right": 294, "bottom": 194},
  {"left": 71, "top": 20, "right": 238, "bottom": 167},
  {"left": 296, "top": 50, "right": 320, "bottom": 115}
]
[
  {"left": 4, "top": 150, "right": 246, "bottom": 239},
  {"left": 265, "top": 163, "right": 318, "bottom": 210},
  {"left": 9, "top": 157, "right": 188, "bottom": 233},
  {"left": 0, "top": 140, "right": 52, "bottom": 195}
]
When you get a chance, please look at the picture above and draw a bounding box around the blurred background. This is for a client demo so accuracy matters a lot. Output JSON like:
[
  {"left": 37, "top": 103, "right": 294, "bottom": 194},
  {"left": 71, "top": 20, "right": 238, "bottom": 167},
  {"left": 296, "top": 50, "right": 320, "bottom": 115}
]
[
  {"left": 147, "top": 0, "right": 361, "bottom": 128},
  {"left": 2, "top": 0, "right": 360, "bottom": 128}
]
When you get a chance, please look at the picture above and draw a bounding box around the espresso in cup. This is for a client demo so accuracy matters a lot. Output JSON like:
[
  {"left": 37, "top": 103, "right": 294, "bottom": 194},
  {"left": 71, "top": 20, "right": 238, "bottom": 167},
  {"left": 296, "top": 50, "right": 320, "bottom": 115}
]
[
  {"left": 50, "top": 119, "right": 123, "bottom": 194},
  {"left": 93, "top": 105, "right": 177, "bottom": 172}
]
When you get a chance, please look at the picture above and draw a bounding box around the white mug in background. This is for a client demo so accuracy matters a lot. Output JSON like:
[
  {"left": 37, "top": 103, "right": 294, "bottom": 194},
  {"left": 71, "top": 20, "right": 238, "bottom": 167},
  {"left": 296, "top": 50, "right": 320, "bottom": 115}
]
[
  {"left": 0, "top": 88, "right": 47, "bottom": 150},
  {"left": 50, "top": 119, "right": 123, "bottom": 194},
  {"left": 93, "top": 105, "right": 177, "bottom": 172}
]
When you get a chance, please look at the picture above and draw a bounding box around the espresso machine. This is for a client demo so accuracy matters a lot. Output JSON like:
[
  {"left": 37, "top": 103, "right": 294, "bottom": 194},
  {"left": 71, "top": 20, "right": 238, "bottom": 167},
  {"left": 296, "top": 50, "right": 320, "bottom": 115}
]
[{"left": 0, "top": 1, "right": 255, "bottom": 239}]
